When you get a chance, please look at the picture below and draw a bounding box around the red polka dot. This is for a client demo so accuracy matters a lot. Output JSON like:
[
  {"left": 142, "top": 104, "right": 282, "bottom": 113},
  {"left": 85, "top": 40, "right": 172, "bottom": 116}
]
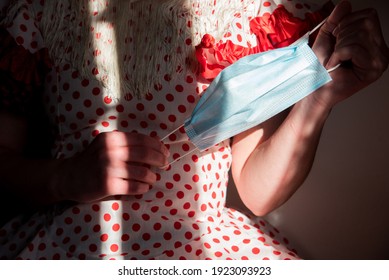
[
  {"left": 81, "top": 79, "right": 89, "bottom": 87},
  {"left": 121, "top": 234, "right": 130, "bottom": 242},
  {"left": 136, "top": 103, "right": 145, "bottom": 111},
  {"left": 263, "top": 1, "right": 271, "bottom": 7},
  {"left": 165, "top": 199, "right": 173, "bottom": 207},
  {"left": 122, "top": 213, "right": 130, "bottom": 221},
  {"left": 83, "top": 99, "right": 92, "bottom": 107},
  {"left": 142, "top": 233, "right": 151, "bottom": 241},
  {"left": 112, "top": 202, "right": 119, "bottom": 211},
  {"left": 192, "top": 174, "right": 199, "bottom": 182},
  {"left": 110, "top": 244, "right": 119, "bottom": 252},
  {"left": 16, "top": 36, "right": 24, "bottom": 45},
  {"left": 231, "top": 245, "right": 239, "bottom": 252},
  {"left": 103, "top": 213, "right": 111, "bottom": 222},
  {"left": 174, "top": 222, "right": 182, "bottom": 230},
  {"left": 132, "top": 243, "right": 140, "bottom": 251},
  {"left": 112, "top": 224, "right": 120, "bottom": 232},
  {"left": 173, "top": 174, "right": 181, "bottom": 182},
  {"left": 178, "top": 105, "right": 186, "bottom": 113},
  {"left": 132, "top": 202, "right": 140, "bottom": 210},
  {"left": 89, "top": 244, "right": 98, "bottom": 252},
  {"left": 184, "top": 231, "right": 193, "bottom": 240},
  {"left": 153, "top": 223, "right": 162, "bottom": 231},
  {"left": 104, "top": 96, "right": 112, "bottom": 104},
  {"left": 252, "top": 247, "right": 260, "bottom": 254},
  {"left": 96, "top": 108, "right": 105, "bottom": 116},
  {"left": 100, "top": 234, "right": 109, "bottom": 242},
  {"left": 163, "top": 232, "right": 172, "bottom": 240},
  {"left": 176, "top": 191, "right": 184, "bottom": 199},
  {"left": 93, "top": 225, "right": 101, "bottom": 232},
  {"left": 175, "top": 85, "right": 184, "bottom": 92},
  {"left": 132, "top": 224, "right": 141, "bottom": 232},
  {"left": 92, "top": 87, "right": 100, "bottom": 95}
]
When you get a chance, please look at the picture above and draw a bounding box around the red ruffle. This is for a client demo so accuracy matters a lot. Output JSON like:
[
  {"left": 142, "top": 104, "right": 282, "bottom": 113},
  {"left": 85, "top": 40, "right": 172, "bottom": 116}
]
[
  {"left": 0, "top": 27, "right": 52, "bottom": 87},
  {"left": 0, "top": 27, "right": 52, "bottom": 114},
  {"left": 195, "top": 2, "right": 334, "bottom": 81}
]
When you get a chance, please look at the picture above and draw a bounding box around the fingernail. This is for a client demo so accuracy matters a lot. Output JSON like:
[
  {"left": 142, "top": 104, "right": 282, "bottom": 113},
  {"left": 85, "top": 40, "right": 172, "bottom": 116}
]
[
  {"left": 332, "top": 26, "right": 339, "bottom": 37},
  {"left": 162, "top": 145, "right": 170, "bottom": 157},
  {"left": 159, "top": 162, "right": 170, "bottom": 171}
]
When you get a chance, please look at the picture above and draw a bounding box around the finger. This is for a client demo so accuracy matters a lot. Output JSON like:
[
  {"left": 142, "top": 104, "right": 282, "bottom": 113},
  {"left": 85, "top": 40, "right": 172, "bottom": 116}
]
[
  {"left": 333, "top": 9, "right": 381, "bottom": 38},
  {"left": 323, "top": 0, "right": 353, "bottom": 34},
  {"left": 111, "top": 146, "right": 168, "bottom": 167},
  {"left": 127, "top": 164, "right": 157, "bottom": 184},
  {"left": 334, "top": 10, "right": 389, "bottom": 57},
  {"left": 313, "top": 0, "right": 352, "bottom": 65},
  {"left": 104, "top": 131, "right": 170, "bottom": 156},
  {"left": 329, "top": 23, "right": 388, "bottom": 74},
  {"left": 106, "top": 164, "right": 156, "bottom": 189},
  {"left": 333, "top": 28, "right": 372, "bottom": 56},
  {"left": 328, "top": 44, "right": 384, "bottom": 83},
  {"left": 106, "top": 177, "right": 151, "bottom": 196}
]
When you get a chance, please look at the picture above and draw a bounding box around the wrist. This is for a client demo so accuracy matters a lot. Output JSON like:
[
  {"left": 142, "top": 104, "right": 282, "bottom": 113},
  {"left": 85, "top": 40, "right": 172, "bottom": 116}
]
[
  {"left": 47, "top": 158, "right": 70, "bottom": 203},
  {"left": 289, "top": 92, "right": 332, "bottom": 138}
]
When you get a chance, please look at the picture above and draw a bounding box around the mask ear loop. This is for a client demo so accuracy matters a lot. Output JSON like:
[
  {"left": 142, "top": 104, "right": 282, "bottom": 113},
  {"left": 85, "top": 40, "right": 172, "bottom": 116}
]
[
  {"left": 160, "top": 124, "right": 199, "bottom": 168},
  {"left": 309, "top": 17, "right": 342, "bottom": 73},
  {"left": 160, "top": 124, "right": 184, "bottom": 143},
  {"left": 327, "top": 63, "right": 341, "bottom": 73}
]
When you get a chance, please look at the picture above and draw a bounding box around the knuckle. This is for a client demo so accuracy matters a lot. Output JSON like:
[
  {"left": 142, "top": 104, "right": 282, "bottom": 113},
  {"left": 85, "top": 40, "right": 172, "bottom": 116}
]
[
  {"left": 136, "top": 166, "right": 149, "bottom": 178},
  {"left": 133, "top": 148, "right": 156, "bottom": 162},
  {"left": 127, "top": 181, "right": 150, "bottom": 194},
  {"left": 131, "top": 165, "right": 154, "bottom": 182},
  {"left": 358, "top": 30, "right": 368, "bottom": 41},
  {"left": 375, "top": 58, "right": 388, "bottom": 74},
  {"left": 367, "top": 8, "right": 378, "bottom": 19},
  {"left": 362, "top": 17, "right": 375, "bottom": 32}
]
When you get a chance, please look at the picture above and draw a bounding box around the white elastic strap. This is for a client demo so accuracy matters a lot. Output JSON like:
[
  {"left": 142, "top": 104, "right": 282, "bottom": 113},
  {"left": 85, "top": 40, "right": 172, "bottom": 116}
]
[
  {"left": 309, "top": 17, "right": 328, "bottom": 36},
  {"left": 160, "top": 124, "right": 184, "bottom": 142},
  {"left": 161, "top": 124, "right": 198, "bottom": 167},
  {"left": 327, "top": 63, "right": 341, "bottom": 73},
  {"left": 308, "top": 17, "right": 342, "bottom": 73}
]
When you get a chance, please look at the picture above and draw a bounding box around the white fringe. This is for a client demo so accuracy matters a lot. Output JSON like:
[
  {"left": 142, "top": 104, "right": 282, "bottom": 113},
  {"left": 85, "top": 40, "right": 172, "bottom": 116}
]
[{"left": 3, "top": 0, "right": 251, "bottom": 99}]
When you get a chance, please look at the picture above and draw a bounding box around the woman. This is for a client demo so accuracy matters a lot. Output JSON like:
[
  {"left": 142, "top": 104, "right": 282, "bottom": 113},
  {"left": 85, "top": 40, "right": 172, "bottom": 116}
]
[{"left": 0, "top": 0, "right": 387, "bottom": 259}]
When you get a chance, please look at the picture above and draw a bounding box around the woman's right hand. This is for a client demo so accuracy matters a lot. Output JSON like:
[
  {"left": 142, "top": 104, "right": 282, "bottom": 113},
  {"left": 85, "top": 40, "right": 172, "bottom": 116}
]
[{"left": 51, "top": 131, "right": 170, "bottom": 203}]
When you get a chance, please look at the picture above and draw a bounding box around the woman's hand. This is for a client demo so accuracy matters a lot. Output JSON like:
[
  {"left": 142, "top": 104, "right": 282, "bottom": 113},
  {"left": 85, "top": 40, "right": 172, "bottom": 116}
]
[
  {"left": 311, "top": 0, "right": 389, "bottom": 109},
  {"left": 52, "top": 131, "right": 169, "bottom": 203}
]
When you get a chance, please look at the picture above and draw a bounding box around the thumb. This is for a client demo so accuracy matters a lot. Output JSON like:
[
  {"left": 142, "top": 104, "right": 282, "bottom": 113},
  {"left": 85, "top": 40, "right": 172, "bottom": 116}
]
[{"left": 313, "top": 0, "right": 352, "bottom": 66}]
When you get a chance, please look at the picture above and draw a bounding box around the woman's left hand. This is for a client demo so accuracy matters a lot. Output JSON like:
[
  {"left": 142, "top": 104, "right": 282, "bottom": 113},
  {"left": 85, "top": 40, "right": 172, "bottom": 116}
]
[{"left": 311, "top": 0, "right": 389, "bottom": 109}]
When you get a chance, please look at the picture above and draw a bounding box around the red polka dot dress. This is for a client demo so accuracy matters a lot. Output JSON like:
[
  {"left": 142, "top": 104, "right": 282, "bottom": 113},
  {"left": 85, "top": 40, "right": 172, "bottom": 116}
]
[{"left": 0, "top": 0, "right": 332, "bottom": 259}]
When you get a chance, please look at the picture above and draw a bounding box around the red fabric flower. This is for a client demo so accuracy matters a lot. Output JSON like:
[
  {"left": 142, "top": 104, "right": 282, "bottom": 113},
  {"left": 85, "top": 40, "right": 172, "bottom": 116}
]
[
  {"left": 195, "top": 2, "right": 334, "bottom": 81},
  {"left": 0, "top": 27, "right": 52, "bottom": 114},
  {"left": 0, "top": 28, "right": 52, "bottom": 87},
  {"left": 195, "top": 35, "right": 256, "bottom": 80}
]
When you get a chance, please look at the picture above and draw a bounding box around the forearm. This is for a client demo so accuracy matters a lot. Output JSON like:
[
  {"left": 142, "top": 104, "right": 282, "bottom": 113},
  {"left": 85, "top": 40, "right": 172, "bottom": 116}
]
[{"left": 232, "top": 92, "right": 331, "bottom": 216}]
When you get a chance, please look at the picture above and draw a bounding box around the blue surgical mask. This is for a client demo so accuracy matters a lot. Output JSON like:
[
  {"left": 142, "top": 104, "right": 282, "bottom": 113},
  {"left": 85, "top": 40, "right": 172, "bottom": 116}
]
[{"left": 163, "top": 21, "right": 338, "bottom": 164}]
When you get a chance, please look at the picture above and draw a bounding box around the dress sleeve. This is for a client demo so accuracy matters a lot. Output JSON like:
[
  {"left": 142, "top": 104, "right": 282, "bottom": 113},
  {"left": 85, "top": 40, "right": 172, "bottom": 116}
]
[
  {"left": 0, "top": 2, "right": 52, "bottom": 115},
  {"left": 195, "top": 0, "right": 335, "bottom": 80}
]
